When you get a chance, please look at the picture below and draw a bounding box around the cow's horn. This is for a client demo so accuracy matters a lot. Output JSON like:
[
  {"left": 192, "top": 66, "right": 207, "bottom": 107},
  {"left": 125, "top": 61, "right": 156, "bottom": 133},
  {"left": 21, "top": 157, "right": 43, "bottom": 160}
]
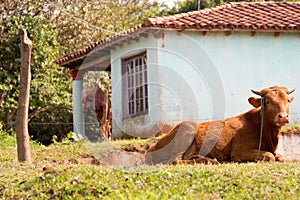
[
  {"left": 251, "top": 89, "right": 261, "bottom": 96},
  {"left": 287, "top": 88, "right": 296, "bottom": 94}
]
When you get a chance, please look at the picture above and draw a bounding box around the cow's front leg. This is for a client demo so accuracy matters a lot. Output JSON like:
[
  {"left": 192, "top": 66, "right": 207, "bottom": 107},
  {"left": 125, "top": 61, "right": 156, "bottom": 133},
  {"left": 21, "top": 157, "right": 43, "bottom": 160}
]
[
  {"left": 231, "top": 149, "right": 276, "bottom": 162},
  {"left": 275, "top": 154, "right": 285, "bottom": 162}
]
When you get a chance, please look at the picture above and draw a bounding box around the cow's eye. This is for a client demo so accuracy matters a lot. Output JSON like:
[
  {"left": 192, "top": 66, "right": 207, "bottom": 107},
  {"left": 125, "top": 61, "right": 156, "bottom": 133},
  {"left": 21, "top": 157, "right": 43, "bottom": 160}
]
[
  {"left": 266, "top": 100, "right": 270, "bottom": 104},
  {"left": 288, "top": 99, "right": 291, "bottom": 103}
]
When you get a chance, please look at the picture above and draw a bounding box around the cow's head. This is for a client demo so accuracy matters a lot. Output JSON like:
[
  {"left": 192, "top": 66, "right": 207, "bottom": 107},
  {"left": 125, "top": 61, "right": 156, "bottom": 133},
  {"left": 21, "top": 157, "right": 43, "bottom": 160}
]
[{"left": 248, "top": 86, "right": 295, "bottom": 127}]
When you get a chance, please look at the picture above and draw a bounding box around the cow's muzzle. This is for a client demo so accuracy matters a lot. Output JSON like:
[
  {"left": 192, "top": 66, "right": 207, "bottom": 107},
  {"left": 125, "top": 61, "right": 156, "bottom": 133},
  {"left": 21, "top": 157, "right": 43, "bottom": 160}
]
[{"left": 275, "top": 113, "right": 290, "bottom": 124}]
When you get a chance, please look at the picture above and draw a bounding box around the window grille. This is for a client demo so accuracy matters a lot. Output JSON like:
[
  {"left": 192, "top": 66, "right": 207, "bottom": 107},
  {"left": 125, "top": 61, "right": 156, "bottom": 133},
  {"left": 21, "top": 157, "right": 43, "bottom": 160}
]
[{"left": 122, "top": 52, "right": 148, "bottom": 116}]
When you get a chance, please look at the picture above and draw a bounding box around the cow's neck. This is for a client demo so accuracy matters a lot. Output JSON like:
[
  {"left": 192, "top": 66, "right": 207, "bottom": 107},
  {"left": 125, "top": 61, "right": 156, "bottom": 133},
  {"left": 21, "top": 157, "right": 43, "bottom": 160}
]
[
  {"left": 249, "top": 108, "right": 281, "bottom": 153},
  {"left": 259, "top": 109, "right": 281, "bottom": 153},
  {"left": 262, "top": 123, "right": 281, "bottom": 153}
]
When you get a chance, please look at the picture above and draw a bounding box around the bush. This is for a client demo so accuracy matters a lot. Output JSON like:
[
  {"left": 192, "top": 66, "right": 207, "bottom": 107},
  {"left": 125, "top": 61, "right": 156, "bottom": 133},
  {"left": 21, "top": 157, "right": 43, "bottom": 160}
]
[{"left": 28, "top": 108, "right": 73, "bottom": 145}]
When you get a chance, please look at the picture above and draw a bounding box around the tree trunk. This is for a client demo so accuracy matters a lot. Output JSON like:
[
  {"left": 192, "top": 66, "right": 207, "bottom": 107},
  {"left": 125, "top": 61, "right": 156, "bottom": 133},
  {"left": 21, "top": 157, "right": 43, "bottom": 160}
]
[
  {"left": 16, "top": 28, "right": 32, "bottom": 163},
  {"left": 101, "top": 90, "right": 111, "bottom": 139}
]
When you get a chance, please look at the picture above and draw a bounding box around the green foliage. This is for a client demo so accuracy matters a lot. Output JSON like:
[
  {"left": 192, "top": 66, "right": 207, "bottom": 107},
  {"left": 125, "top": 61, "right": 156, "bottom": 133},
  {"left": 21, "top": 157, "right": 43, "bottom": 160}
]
[
  {"left": 46, "top": 0, "right": 165, "bottom": 55},
  {"left": 83, "top": 71, "right": 111, "bottom": 98},
  {"left": 0, "top": 0, "right": 168, "bottom": 145},
  {"left": 29, "top": 108, "right": 73, "bottom": 145},
  {"left": 281, "top": 124, "right": 300, "bottom": 132},
  {"left": 167, "top": 0, "right": 220, "bottom": 14},
  {"left": 167, "top": 0, "right": 300, "bottom": 14},
  {"left": 0, "top": 3, "right": 72, "bottom": 144}
]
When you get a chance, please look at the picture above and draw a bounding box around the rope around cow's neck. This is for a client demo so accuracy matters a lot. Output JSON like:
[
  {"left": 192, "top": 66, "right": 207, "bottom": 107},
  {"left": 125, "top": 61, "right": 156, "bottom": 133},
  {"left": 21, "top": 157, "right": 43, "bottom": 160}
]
[{"left": 256, "top": 97, "right": 265, "bottom": 161}]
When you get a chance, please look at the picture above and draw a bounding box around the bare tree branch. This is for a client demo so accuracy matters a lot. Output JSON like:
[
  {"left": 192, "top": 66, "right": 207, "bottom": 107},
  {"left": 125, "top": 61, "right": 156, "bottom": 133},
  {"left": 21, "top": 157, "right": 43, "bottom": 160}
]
[{"left": 28, "top": 106, "right": 72, "bottom": 122}]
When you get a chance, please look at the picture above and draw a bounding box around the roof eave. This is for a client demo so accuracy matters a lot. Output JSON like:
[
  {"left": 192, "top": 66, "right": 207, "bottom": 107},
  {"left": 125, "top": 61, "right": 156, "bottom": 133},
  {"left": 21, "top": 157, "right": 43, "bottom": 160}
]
[
  {"left": 55, "top": 27, "right": 151, "bottom": 69},
  {"left": 55, "top": 25, "right": 300, "bottom": 69},
  {"left": 146, "top": 26, "right": 300, "bottom": 33}
]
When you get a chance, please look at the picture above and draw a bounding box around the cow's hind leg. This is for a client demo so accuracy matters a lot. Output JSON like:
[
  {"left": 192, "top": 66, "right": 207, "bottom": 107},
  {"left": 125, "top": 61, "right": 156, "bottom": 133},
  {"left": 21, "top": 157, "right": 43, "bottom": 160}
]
[{"left": 145, "top": 121, "right": 197, "bottom": 165}]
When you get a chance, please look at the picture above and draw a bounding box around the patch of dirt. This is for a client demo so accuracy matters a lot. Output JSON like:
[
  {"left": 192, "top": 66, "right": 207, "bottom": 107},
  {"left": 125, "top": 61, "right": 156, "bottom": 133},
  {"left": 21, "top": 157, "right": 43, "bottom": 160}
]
[
  {"left": 120, "top": 137, "right": 161, "bottom": 153},
  {"left": 74, "top": 157, "right": 96, "bottom": 165},
  {"left": 98, "top": 150, "right": 146, "bottom": 167},
  {"left": 37, "top": 137, "right": 162, "bottom": 168},
  {"left": 37, "top": 157, "right": 99, "bottom": 168}
]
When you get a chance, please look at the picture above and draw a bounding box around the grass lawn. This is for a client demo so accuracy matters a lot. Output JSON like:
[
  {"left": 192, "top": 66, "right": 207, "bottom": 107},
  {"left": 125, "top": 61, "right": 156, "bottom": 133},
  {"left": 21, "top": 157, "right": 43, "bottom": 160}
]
[{"left": 0, "top": 133, "right": 300, "bottom": 199}]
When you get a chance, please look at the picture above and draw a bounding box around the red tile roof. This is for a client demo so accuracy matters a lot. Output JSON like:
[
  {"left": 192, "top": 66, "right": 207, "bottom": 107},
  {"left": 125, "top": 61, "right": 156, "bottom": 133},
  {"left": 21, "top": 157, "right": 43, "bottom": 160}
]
[
  {"left": 143, "top": 2, "right": 300, "bottom": 31},
  {"left": 55, "top": 2, "right": 300, "bottom": 66}
]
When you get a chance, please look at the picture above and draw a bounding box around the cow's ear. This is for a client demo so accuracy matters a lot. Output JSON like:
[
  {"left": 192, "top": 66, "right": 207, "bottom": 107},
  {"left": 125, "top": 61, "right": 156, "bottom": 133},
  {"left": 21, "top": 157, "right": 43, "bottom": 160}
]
[{"left": 248, "top": 97, "right": 261, "bottom": 108}]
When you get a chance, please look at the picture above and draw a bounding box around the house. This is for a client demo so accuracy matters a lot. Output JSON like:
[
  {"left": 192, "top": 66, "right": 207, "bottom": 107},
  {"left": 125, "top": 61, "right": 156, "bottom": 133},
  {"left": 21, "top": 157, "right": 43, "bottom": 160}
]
[{"left": 55, "top": 2, "right": 300, "bottom": 140}]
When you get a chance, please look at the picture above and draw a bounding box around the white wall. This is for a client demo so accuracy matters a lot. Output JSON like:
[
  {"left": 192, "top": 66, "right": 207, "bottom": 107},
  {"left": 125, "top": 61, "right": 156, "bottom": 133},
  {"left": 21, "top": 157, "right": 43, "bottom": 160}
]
[{"left": 278, "top": 134, "right": 300, "bottom": 160}]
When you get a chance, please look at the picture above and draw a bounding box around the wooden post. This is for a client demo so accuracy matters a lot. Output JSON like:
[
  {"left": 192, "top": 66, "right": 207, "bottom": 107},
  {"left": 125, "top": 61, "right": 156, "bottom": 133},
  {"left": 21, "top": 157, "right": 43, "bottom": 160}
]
[
  {"left": 101, "top": 90, "right": 111, "bottom": 139},
  {"left": 16, "top": 28, "right": 32, "bottom": 163}
]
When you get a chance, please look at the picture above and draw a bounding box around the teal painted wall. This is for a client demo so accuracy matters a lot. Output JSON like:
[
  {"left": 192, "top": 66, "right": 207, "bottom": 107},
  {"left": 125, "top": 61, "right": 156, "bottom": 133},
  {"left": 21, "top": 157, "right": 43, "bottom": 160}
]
[
  {"left": 111, "top": 30, "right": 300, "bottom": 138},
  {"left": 157, "top": 30, "right": 300, "bottom": 124}
]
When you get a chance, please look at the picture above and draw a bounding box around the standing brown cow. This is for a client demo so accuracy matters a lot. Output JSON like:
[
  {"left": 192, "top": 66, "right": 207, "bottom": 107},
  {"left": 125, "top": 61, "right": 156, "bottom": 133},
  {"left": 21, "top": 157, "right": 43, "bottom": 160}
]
[{"left": 146, "top": 86, "right": 295, "bottom": 164}]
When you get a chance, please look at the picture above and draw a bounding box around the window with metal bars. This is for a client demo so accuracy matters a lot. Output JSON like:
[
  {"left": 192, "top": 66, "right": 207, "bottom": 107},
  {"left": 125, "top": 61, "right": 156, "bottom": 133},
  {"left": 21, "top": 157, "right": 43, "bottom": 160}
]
[{"left": 122, "top": 52, "right": 148, "bottom": 117}]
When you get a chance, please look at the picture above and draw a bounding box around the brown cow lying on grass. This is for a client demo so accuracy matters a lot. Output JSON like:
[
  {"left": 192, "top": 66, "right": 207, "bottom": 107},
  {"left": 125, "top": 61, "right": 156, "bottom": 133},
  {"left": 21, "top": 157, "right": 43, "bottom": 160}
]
[{"left": 145, "top": 86, "right": 295, "bottom": 164}]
